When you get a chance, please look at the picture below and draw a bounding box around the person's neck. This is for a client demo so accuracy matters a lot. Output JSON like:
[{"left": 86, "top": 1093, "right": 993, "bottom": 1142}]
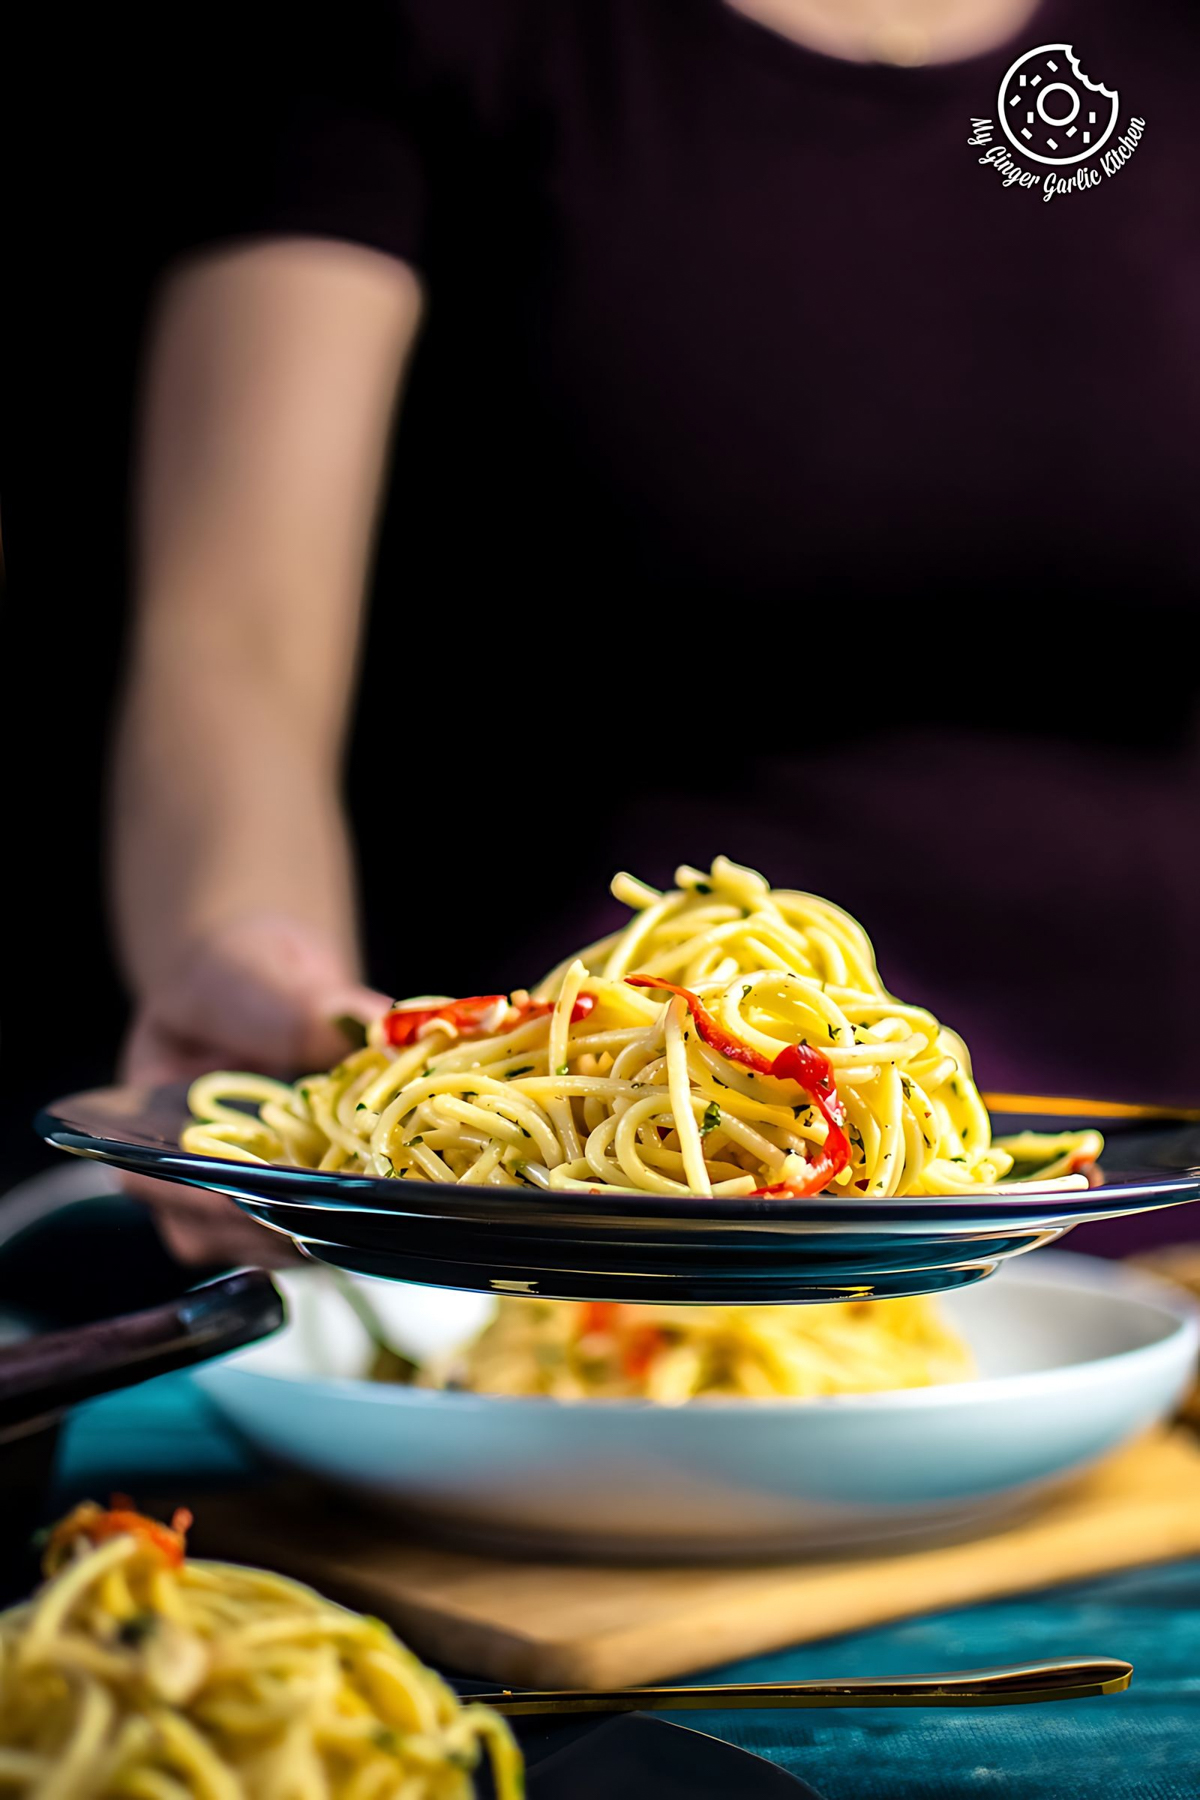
[{"left": 724, "top": 0, "right": 1044, "bottom": 67}]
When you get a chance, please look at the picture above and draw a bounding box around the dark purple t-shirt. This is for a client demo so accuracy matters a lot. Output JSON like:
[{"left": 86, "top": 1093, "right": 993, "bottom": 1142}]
[
  {"left": 181, "top": 0, "right": 1200, "bottom": 1150},
  {"left": 206, "top": 0, "right": 1200, "bottom": 594}
]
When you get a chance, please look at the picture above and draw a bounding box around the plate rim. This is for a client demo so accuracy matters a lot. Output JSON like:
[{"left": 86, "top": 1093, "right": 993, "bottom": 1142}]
[{"left": 37, "top": 1085, "right": 1200, "bottom": 1235}]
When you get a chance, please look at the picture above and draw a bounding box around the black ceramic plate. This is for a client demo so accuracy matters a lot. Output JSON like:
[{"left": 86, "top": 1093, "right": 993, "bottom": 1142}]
[
  {"left": 38, "top": 1084, "right": 1200, "bottom": 1302},
  {"left": 517, "top": 1713, "right": 823, "bottom": 1798}
]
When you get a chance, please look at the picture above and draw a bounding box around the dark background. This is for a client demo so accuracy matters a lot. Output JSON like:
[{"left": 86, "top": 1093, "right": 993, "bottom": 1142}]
[{"left": 4, "top": 20, "right": 149, "bottom": 1192}]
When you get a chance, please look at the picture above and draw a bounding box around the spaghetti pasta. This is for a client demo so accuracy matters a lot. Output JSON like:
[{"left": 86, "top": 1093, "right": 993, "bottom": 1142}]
[
  {"left": 183, "top": 857, "right": 1101, "bottom": 1200},
  {"left": 373, "top": 1295, "right": 977, "bottom": 1404},
  {"left": 0, "top": 1503, "right": 522, "bottom": 1800}
]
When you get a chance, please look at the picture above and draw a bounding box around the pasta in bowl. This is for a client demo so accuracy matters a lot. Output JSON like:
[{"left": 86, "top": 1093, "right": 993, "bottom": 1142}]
[
  {"left": 370, "top": 1295, "right": 978, "bottom": 1404},
  {"left": 183, "top": 858, "right": 1099, "bottom": 1202}
]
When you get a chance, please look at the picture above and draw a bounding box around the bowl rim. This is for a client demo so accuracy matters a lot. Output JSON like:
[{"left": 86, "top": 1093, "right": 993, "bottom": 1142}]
[{"left": 194, "top": 1252, "right": 1200, "bottom": 1419}]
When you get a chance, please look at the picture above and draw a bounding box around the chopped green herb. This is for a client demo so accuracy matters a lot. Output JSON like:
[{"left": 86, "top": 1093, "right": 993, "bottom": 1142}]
[
  {"left": 372, "top": 1347, "right": 419, "bottom": 1384},
  {"left": 407, "top": 1135, "right": 424, "bottom": 1147},
  {"left": 118, "top": 1614, "right": 157, "bottom": 1647},
  {"left": 700, "top": 1102, "right": 722, "bottom": 1137},
  {"left": 506, "top": 1065, "right": 534, "bottom": 1078},
  {"left": 556, "top": 1063, "right": 570, "bottom": 1076},
  {"left": 332, "top": 1013, "right": 368, "bottom": 1049},
  {"left": 695, "top": 881, "right": 712, "bottom": 894}
]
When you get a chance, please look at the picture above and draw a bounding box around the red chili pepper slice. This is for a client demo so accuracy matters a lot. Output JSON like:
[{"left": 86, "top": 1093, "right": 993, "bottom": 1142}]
[
  {"left": 625, "top": 974, "right": 851, "bottom": 1197},
  {"left": 384, "top": 995, "right": 507, "bottom": 1048},
  {"left": 577, "top": 1305, "right": 663, "bottom": 1380},
  {"left": 384, "top": 991, "right": 596, "bottom": 1049},
  {"left": 622, "top": 1324, "right": 664, "bottom": 1380},
  {"left": 581, "top": 1301, "right": 620, "bottom": 1334},
  {"left": 626, "top": 975, "right": 775, "bottom": 1076},
  {"left": 46, "top": 1500, "right": 193, "bottom": 1572}
]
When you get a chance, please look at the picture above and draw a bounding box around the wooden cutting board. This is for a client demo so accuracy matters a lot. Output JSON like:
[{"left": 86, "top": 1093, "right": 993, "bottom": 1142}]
[{"left": 184, "top": 1429, "right": 1200, "bottom": 1690}]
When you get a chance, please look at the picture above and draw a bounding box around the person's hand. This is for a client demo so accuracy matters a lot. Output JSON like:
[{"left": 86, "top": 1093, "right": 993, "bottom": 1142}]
[{"left": 120, "top": 913, "right": 391, "bottom": 1265}]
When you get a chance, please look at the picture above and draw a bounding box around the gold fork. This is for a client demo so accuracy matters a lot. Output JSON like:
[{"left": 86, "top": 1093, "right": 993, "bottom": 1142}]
[{"left": 468, "top": 1655, "right": 1132, "bottom": 1715}]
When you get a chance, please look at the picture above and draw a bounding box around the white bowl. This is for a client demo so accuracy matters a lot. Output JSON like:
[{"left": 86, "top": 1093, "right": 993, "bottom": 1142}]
[{"left": 194, "top": 1254, "right": 1199, "bottom": 1558}]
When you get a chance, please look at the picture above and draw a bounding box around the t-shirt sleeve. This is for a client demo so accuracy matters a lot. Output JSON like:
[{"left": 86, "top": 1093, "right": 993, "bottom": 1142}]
[{"left": 161, "top": 0, "right": 429, "bottom": 273}]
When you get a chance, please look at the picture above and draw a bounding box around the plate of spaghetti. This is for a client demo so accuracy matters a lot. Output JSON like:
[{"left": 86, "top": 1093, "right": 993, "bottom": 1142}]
[
  {"left": 38, "top": 859, "right": 1200, "bottom": 1302},
  {"left": 190, "top": 1256, "right": 1199, "bottom": 1557},
  {"left": 0, "top": 1501, "right": 522, "bottom": 1798}
]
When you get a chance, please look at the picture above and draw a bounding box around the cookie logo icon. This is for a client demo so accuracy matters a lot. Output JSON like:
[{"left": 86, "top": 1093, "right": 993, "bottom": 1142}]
[{"left": 997, "top": 44, "right": 1119, "bottom": 166}]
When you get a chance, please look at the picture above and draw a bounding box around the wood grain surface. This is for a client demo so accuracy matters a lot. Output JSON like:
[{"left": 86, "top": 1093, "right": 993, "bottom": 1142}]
[{"left": 182, "top": 1429, "right": 1200, "bottom": 1688}]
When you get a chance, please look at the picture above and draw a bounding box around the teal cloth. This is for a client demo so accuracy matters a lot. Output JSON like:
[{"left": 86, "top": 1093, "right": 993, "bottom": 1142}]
[{"left": 59, "top": 1378, "right": 1200, "bottom": 1799}]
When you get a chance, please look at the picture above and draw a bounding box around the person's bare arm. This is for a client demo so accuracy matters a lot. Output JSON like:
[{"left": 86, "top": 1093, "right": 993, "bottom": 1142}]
[
  {"left": 112, "top": 241, "right": 421, "bottom": 1254},
  {"left": 114, "top": 238, "right": 421, "bottom": 1086}
]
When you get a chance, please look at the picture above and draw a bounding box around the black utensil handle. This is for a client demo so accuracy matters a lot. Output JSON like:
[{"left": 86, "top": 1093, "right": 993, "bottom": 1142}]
[{"left": 0, "top": 1268, "right": 285, "bottom": 1439}]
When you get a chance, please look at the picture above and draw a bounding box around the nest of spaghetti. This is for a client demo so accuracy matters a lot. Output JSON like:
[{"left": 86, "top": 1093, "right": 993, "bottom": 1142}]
[
  {"left": 183, "top": 857, "right": 1101, "bottom": 1200},
  {"left": 0, "top": 1503, "right": 521, "bottom": 1800}
]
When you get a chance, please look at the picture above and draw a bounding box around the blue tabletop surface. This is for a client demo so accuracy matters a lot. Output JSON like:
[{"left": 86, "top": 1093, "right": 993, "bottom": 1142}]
[{"left": 58, "top": 1376, "right": 1200, "bottom": 1800}]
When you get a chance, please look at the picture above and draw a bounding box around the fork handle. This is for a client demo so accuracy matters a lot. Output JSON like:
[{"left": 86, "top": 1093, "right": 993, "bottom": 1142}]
[{"left": 468, "top": 1656, "right": 1132, "bottom": 1715}]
